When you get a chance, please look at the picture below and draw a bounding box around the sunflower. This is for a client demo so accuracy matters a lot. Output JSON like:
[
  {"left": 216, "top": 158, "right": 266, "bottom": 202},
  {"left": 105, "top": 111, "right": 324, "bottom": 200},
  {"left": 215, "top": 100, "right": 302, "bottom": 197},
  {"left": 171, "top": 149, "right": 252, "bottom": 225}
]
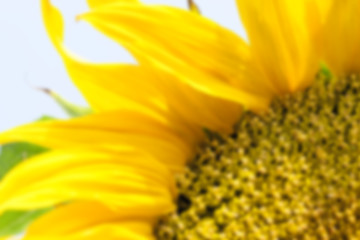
[{"left": 1, "top": 0, "right": 360, "bottom": 239}]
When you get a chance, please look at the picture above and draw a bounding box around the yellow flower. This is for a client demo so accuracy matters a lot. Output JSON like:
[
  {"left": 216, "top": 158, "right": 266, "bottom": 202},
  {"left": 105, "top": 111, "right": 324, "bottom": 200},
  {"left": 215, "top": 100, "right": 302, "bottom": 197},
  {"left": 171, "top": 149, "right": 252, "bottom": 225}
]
[{"left": 1, "top": 0, "right": 360, "bottom": 239}]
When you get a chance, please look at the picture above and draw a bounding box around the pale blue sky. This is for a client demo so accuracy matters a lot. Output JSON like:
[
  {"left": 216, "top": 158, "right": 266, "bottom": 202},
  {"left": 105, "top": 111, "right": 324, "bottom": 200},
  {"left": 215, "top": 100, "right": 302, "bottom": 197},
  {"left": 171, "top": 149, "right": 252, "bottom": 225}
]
[{"left": 0, "top": 0, "right": 247, "bottom": 131}]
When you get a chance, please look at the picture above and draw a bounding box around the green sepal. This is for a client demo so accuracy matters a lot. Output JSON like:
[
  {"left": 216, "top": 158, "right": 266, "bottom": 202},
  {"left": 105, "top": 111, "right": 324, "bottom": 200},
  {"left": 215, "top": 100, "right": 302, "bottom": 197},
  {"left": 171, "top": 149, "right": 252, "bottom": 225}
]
[
  {"left": 0, "top": 142, "right": 47, "bottom": 180},
  {"left": 320, "top": 63, "right": 332, "bottom": 80},
  {"left": 37, "top": 115, "right": 56, "bottom": 122},
  {"left": 51, "top": 91, "right": 92, "bottom": 117},
  {"left": 40, "top": 88, "right": 92, "bottom": 117},
  {"left": 0, "top": 209, "right": 49, "bottom": 237}
]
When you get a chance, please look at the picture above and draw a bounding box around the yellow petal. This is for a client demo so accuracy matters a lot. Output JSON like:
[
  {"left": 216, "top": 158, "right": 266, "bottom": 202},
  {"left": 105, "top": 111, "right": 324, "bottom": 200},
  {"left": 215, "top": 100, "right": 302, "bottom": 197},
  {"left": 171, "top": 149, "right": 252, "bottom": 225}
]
[
  {"left": 314, "top": 1, "right": 332, "bottom": 25},
  {"left": 78, "top": 3, "right": 271, "bottom": 110},
  {"left": 26, "top": 222, "right": 153, "bottom": 240},
  {"left": 0, "top": 111, "right": 192, "bottom": 170},
  {"left": 87, "top": 0, "right": 139, "bottom": 9},
  {"left": 41, "top": 0, "right": 163, "bottom": 115},
  {"left": 237, "top": 0, "right": 324, "bottom": 93},
  {"left": 41, "top": 0, "right": 174, "bottom": 123},
  {"left": 24, "top": 201, "right": 154, "bottom": 240},
  {"left": 322, "top": 0, "right": 360, "bottom": 76},
  {"left": 41, "top": 0, "right": 244, "bottom": 133},
  {"left": 149, "top": 70, "right": 243, "bottom": 133},
  {"left": 0, "top": 149, "right": 174, "bottom": 214}
]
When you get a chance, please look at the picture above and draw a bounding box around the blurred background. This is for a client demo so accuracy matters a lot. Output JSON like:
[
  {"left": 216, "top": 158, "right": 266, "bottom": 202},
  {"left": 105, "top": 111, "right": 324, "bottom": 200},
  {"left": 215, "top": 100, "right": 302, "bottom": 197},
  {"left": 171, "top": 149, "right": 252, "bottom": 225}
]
[{"left": 0, "top": 0, "right": 247, "bottom": 131}]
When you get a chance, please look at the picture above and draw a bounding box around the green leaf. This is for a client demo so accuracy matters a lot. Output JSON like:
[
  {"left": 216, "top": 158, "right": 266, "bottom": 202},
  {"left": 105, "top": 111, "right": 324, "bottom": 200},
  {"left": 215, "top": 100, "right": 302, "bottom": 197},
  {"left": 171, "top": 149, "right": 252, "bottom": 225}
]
[
  {"left": 0, "top": 142, "right": 47, "bottom": 180},
  {"left": 0, "top": 142, "right": 49, "bottom": 237},
  {"left": 0, "top": 210, "right": 48, "bottom": 237},
  {"left": 0, "top": 115, "right": 52, "bottom": 179}
]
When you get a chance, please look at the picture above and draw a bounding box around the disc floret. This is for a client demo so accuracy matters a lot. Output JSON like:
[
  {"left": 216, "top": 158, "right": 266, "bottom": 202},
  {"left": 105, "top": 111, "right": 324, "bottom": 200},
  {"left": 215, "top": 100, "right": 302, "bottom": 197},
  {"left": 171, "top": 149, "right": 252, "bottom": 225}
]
[{"left": 156, "top": 74, "right": 360, "bottom": 240}]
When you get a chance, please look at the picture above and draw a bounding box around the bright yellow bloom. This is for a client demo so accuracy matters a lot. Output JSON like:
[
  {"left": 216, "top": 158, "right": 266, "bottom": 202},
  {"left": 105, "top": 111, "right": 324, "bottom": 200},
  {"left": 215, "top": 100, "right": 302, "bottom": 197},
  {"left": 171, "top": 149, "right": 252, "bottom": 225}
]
[
  {"left": 322, "top": 0, "right": 360, "bottom": 76},
  {"left": 1, "top": 0, "right": 360, "bottom": 239}
]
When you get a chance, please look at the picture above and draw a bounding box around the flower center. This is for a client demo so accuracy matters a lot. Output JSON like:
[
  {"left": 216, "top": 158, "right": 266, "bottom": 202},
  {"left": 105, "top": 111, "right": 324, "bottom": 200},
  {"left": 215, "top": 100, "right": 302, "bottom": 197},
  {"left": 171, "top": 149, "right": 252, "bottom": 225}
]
[{"left": 156, "top": 74, "right": 360, "bottom": 239}]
